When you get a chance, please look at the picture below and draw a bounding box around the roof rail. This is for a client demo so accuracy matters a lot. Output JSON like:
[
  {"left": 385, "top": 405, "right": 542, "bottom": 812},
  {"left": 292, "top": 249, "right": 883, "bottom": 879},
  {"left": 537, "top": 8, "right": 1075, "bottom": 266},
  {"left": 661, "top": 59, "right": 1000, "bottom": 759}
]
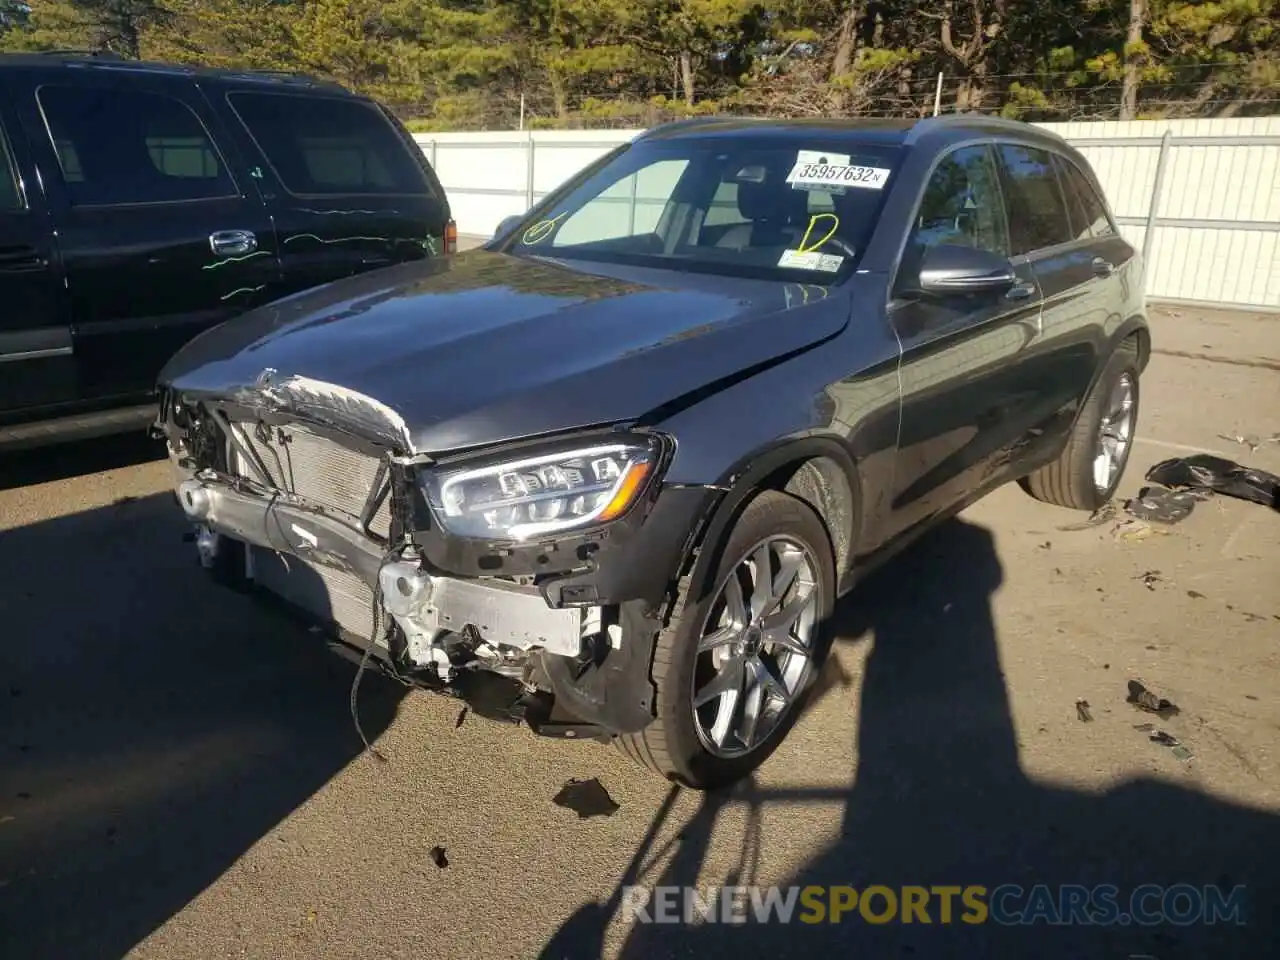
[
  {"left": 221, "top": 67, "right": 343, "bottom": 89},
  {"left": 35, "top": 49, "right": 125, "bottom": 60},
  {"left": 906, "top": 111, "right": 1067, "bottom": 143},
  {"left": 637, "top": 116, "right": 752, "bottom": 140}
]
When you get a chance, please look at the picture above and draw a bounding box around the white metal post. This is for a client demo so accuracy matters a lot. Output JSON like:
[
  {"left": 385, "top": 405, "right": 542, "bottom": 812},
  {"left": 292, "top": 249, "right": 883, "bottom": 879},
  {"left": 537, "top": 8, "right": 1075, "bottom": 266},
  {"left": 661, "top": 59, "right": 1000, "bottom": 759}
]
[
  {"left": 1143, "top": 129, "right": 1174, "bottom": 265},
  {"left": 526, "top": 131, "right": 536, "bottom": 210},
  {"left": 933, "top": 73, "right": 944, "bottom": 116}
]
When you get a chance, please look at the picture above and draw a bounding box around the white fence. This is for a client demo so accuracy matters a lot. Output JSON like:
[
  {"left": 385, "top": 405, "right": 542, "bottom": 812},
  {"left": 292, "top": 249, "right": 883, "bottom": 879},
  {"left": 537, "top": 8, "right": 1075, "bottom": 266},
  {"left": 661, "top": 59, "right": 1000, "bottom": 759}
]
[{"left": 415, "top": 117, "right": 1280, "bottom": 311}]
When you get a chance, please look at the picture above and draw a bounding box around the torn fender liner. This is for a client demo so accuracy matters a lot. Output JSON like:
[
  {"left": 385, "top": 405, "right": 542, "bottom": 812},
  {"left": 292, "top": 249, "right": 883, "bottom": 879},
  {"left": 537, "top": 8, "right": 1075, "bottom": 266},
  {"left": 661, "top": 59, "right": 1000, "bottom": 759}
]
[
  {"left": 540, "top": 599, "right": 659, "bottom": 734},
  {"left": 1145, "top": 454, "right": 1280, "bottom": 512},
  {"left": 1123, "top": 485, "right": 1201, "bottom": 525},
  {"left": 234, "top": 370, "right": 414, "bottom": 453}
]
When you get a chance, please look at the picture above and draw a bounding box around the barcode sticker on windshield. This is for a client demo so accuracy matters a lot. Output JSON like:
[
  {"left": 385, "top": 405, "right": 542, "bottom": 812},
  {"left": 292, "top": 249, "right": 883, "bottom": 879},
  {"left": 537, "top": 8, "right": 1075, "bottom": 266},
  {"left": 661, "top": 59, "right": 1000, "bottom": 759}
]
[
  {"left": 787, "top": 161, "right": 890, "bottom": 190},
  {"left": 778, "top": 249, "right": 844, "bottom": 273}
]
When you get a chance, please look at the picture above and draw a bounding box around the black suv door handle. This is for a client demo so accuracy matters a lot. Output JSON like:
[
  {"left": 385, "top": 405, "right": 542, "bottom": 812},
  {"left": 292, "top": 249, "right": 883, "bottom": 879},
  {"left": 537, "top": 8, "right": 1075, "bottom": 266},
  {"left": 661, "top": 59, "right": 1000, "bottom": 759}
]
[
  {"left": 1091, "top": 257, "right": 1114, "bottom": 277},
  {"left": 1006, "top": 280, "right": 1038, "bottom": 301},
  {"left": 0, "top": 245, "right": 47, "bottom": 272},
  {"left": 209, "top": 230, "right": 258, "bottom": 256}
]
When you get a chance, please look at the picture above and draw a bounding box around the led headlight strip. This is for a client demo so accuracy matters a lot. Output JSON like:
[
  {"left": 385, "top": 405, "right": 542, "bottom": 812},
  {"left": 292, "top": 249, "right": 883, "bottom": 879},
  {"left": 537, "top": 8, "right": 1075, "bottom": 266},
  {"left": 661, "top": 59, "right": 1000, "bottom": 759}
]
[{"left": 425, "top": 439, "right": 660, "bottom": 541}]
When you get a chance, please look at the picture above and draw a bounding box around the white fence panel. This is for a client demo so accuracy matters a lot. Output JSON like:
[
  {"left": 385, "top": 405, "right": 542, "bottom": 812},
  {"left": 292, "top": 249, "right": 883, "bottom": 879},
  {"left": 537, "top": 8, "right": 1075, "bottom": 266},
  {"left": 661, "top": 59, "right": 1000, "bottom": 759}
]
[{"left": 415, "top": 118, "right": 1280, "bottom": 310}]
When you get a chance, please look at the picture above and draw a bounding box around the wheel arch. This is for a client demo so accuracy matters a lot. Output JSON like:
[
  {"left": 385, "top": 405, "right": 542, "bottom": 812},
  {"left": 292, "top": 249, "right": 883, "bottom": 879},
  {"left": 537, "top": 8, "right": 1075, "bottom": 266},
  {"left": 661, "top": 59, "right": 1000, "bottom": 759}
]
[
  {"left": 674, "top": 437, "right": 862, "bottom": 608},
  {"left": 1065, "top": 314, "right": 1149, "bottom": 439}
]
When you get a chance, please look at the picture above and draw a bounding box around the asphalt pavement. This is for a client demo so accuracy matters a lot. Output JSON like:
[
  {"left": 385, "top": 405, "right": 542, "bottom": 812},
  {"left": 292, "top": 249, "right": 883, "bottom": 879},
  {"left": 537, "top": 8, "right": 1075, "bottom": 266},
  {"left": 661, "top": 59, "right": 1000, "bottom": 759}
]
[{"left": 1, "top": 305, "right": 1277, "bottom": 960}]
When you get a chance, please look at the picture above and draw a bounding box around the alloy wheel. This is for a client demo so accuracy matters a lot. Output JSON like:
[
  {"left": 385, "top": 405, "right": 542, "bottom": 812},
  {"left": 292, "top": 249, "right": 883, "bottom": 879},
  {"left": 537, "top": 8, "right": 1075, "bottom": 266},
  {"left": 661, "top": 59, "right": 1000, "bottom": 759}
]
[
  {"left": 691, "top": 536, "right": 821, "bottom": 758},
  {"left": 1093, "top": 372, "right": 1136, "bottom": 493}
]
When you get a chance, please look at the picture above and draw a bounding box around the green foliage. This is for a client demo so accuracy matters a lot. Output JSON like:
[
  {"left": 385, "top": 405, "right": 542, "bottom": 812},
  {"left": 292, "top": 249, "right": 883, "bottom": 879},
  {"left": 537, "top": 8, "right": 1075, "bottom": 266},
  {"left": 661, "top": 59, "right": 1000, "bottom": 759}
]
[{"left": 5, "top": 0, "right": 1276, "bottom": 124}]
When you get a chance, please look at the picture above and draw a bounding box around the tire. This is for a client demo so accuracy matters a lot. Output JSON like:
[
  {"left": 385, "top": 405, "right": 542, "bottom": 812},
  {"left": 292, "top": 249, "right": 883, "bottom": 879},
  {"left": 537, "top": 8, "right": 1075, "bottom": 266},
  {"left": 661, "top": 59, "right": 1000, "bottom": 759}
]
[
  {"left": 1019, "top": 340, "right": 1140, "bottom": 511},
  {"left": 616, "top": 489, "right": 837, "bottom": 789}
]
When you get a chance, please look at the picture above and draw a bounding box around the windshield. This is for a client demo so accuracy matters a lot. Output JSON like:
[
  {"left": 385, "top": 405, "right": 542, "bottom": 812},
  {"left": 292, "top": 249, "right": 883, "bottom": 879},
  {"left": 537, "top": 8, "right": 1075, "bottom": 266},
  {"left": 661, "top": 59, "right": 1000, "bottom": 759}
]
[{"left": 500, "top": 137, "right": 902, "bottom": 283}]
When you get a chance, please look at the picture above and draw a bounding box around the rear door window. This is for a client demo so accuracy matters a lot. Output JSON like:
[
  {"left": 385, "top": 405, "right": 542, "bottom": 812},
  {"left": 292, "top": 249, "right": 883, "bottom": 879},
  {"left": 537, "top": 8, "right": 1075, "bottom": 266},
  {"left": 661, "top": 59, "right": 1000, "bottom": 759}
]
[
  {"left": 36, "top": 85, "right": 236, "bottom": 206},
  {"left": 994, "top": 144, "right": 1073, "bottom": 256},
  {"left": 1054, "top": 155, "right": 1116, "bottom": 240},
  {"left": 228, "top": 92, "right": 432, "bottom": 197}
]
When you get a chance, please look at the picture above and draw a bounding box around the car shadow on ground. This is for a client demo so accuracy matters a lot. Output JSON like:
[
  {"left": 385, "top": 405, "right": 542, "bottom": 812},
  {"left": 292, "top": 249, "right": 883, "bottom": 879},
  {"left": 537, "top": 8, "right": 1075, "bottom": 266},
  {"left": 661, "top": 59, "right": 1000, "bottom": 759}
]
[
  {"left": 0, "top": 431, "right": 167, "bottom": 490},
  {"left": 0, "top": 490, "right": 406, "bottom": 959},
  {"left": 539, "top": 518, "right": 1279, "bottom": 959}
]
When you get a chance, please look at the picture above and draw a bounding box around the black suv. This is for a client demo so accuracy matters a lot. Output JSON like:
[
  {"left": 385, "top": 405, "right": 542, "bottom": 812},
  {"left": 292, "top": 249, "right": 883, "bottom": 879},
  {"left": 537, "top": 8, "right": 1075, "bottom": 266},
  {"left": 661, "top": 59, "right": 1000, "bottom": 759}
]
[
  {"left": 0, "top": 52, "right": 453, "bottom": 450},
  {"left": 158, "top": 115, "right": 1149, "bottom": 789}
]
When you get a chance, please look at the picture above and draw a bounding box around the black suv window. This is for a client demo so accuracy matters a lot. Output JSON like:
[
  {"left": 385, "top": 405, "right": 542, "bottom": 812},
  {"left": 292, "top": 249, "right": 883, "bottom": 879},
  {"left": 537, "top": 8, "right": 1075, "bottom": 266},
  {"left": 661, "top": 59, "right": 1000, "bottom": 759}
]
[
  {"left": 228, "top": 92, "right": 430, "bottom": 197},
  {"left": 37, "top": 85, "right": 236, "bottom": 206},
  {"left": 995, "top": 144, "right": 1073, "bottom": 255},
  {"left": 1055, "top": 156, "right": 1116, "bottom": 241},
  {"left": 908, "top": 145, "right": 1009, "bottom": 258},
  {"left": 0, "top": 121, "right": 21, "bottom": 211}
]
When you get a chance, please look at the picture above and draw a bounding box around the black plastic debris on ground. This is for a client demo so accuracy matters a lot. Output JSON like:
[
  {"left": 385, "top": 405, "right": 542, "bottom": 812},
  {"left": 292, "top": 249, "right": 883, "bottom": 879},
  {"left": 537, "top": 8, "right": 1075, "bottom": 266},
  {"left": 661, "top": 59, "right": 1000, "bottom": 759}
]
[
  {"left": 429, "top": 845, "right": 449, "bottom": 868},
  {"left": 1075, "top": 699, "right": 1093, "bottom": 722},
  {"left": 1123, "top": 485, "right": 1201, "bottom": 525},
  {"left": 1057, "top": 500, "right": 1117, "bottom": 531},
  {"left": 454, "top": 706, "right": 468, "bottom": 729},
  {"left": 1127, "top": 679, "right": 1181, "bottom": 719},
  {"left": 552, "top": 777, "right": 620, "bottom": 819},
  {"left": 1149, "top": 730, "right": 1193, "bottom": 761},
  {"left": 1145, "top": 454, "right": 1280, "bottom": 511},
  {"left": 1133, "top": 570, "right": 1164, "bottom": 590}
]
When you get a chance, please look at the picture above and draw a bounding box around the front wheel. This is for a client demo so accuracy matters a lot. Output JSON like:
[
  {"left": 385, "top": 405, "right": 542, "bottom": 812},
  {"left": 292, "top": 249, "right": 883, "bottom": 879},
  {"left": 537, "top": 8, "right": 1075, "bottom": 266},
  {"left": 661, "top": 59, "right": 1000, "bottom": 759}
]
[
  {"left": 616, "top": 490, "right": 836, "bottom": 789},
  {"left": 1019, "top": 341, "right": 1140, "bottom": 511}
]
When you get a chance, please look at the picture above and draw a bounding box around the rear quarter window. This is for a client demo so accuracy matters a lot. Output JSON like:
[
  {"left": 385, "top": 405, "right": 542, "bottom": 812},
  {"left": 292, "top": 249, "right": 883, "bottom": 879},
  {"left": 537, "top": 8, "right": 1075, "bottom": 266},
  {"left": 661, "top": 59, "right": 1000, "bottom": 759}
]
[{"left": 228, "top": 91, "right": 432, "bottom": 197}]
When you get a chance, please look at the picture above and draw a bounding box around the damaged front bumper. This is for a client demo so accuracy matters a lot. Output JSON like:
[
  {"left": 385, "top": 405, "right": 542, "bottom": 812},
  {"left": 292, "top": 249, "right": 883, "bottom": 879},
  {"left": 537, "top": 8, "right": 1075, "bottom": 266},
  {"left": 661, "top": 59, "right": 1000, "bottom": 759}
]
[{"left": 159, "top": 384, "right": 717, "bottom": 737}]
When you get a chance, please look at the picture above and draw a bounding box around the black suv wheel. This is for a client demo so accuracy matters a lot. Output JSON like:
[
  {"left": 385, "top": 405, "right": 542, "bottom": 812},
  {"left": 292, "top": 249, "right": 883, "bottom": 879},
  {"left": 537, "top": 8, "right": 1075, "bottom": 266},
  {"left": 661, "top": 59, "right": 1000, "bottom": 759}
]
[
  {"left": 617, "top": 490, "right": 836, "bottom": 788},
  {"left": 1019, "top": 340, "right": 1141, "bottom": 510}
]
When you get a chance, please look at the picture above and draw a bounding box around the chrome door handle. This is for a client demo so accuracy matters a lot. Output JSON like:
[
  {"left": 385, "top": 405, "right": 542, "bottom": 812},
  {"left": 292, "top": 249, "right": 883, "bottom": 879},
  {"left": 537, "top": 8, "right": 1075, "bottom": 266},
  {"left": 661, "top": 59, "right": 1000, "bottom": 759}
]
[
  {"left": 1006, "top": 280, "right": 1038, "bottom": 301},
  {"left": 1091, "top": 257, "right": 1114, "bottom": 277},
  {"left": 209, "top": 230, "right": 258, "bottom": 256}
]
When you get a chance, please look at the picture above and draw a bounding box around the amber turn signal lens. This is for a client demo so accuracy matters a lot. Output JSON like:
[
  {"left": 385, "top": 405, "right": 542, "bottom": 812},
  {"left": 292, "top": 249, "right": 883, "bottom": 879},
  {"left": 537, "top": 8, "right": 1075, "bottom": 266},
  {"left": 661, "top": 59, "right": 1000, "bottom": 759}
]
[
  {"left": 598, "top": 460, "right": 653, "bottom": 522},
  {"left": 444, "top": 219, "right": 458, "bottom": 254}
]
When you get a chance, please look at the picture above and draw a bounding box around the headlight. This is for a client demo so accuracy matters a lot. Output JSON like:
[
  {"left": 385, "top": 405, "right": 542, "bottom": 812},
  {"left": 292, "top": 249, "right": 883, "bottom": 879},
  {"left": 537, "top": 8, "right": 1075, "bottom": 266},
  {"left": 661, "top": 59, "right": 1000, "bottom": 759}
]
[{"left": 423, "top": 437, "right": 662, "bottom": 541}]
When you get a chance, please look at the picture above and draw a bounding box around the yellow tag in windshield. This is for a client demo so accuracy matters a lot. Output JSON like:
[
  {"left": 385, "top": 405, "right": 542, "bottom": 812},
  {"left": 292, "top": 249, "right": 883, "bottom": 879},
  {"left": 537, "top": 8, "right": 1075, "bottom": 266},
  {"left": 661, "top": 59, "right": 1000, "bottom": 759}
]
[
  {"left": 521, "top": 213, "right": 568, "bottom": 245},
  {"left": 797, "top": 213, "right": 840, "bottom": 254}
]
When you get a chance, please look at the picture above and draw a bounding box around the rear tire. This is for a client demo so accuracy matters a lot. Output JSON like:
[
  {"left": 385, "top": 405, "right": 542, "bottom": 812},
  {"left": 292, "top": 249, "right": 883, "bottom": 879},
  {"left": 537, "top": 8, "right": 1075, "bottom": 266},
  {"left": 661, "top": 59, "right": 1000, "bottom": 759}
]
[
  {"left": 616, "top": 490, "right": 836, "bottom": 789},
  {"left": 1019, "top": 340, "right": 1140, "bottom": 511}
]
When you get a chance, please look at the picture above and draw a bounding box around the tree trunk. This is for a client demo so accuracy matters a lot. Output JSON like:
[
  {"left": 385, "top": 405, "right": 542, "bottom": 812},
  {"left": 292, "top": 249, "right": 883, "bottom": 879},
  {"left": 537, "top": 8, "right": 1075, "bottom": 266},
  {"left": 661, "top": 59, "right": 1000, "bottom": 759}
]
[
  {"left": 549, "top": 69, "right": 568, "bottom": 121},
  {"left": 1121, "top": 0, "right": 1146, "bottom": 120},
  {"left": 828, "top": 2, "right": 860, "bottom": 113},
  {"left": 680, "top": 50, "right": 695, "bottom": 105},
  {"left": 830, "top": 3, "right": 859, "bottom": 80}
]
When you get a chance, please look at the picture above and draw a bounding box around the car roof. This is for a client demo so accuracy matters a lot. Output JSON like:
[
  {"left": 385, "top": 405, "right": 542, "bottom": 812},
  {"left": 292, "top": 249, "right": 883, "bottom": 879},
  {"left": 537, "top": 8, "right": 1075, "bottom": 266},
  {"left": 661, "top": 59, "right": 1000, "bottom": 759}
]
[
  {"left": 637, "top": 114, "right": 1068, "bottom": 151},
  {"left": 0, "top": 51, "right": 353, "bottom": 95}
]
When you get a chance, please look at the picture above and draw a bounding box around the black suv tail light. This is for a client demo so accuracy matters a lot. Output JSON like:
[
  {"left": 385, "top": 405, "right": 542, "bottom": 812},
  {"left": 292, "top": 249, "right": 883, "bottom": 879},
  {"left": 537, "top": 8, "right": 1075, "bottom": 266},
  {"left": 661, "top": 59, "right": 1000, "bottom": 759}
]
[{"left": 445, "top": 219, "right": 458, "bottom": 254}]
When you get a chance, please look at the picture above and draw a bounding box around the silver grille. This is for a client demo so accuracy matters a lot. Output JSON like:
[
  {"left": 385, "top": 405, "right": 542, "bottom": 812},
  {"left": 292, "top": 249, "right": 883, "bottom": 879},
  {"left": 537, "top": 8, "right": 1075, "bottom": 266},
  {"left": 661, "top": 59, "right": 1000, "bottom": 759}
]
[{"left": 233, "top": 422, "right": 391, "bottom": 537}]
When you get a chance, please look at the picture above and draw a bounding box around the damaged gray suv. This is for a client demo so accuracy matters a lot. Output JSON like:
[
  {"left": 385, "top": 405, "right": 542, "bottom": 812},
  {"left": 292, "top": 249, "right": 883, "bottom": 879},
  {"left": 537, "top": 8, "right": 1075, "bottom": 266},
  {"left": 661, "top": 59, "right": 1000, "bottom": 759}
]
[{"left": 159, "top": 115, "right": 1149, "bottom": 788}]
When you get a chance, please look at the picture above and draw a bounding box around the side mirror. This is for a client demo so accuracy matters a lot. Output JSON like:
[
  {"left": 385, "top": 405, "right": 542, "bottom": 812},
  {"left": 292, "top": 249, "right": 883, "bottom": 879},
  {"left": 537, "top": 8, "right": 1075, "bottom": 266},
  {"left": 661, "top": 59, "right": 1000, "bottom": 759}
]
[
  {"left": 494, "top": 214, "right": 524, "bottom": 240},
  {"left": 916, "top": 243, "right": 1017, "bottom": 296}
]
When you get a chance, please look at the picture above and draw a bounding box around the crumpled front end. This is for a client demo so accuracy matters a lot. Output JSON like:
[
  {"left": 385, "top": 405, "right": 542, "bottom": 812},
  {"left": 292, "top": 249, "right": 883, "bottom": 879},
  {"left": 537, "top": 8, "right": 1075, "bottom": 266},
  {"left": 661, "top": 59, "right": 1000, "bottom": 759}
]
[{"left": 158, "top": 373, "right": 716, "bottom": 737}]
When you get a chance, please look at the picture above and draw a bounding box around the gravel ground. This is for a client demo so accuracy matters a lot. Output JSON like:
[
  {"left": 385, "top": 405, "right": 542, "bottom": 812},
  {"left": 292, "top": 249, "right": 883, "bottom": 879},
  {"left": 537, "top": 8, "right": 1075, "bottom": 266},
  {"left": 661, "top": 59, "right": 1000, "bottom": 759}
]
[{"left": 0, "top": 304, "right": 1277, "bottom": 960}]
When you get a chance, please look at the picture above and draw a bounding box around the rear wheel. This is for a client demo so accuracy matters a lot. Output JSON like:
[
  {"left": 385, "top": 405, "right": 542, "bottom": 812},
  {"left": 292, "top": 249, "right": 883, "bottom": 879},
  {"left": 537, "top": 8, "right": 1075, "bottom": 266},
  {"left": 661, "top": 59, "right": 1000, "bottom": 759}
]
[
  {"left": 616, "top": 490, "right": 836, "bottom": 789},
  {"left": 1019, "top": 341, "right": 1140, "bottom": 511}
]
